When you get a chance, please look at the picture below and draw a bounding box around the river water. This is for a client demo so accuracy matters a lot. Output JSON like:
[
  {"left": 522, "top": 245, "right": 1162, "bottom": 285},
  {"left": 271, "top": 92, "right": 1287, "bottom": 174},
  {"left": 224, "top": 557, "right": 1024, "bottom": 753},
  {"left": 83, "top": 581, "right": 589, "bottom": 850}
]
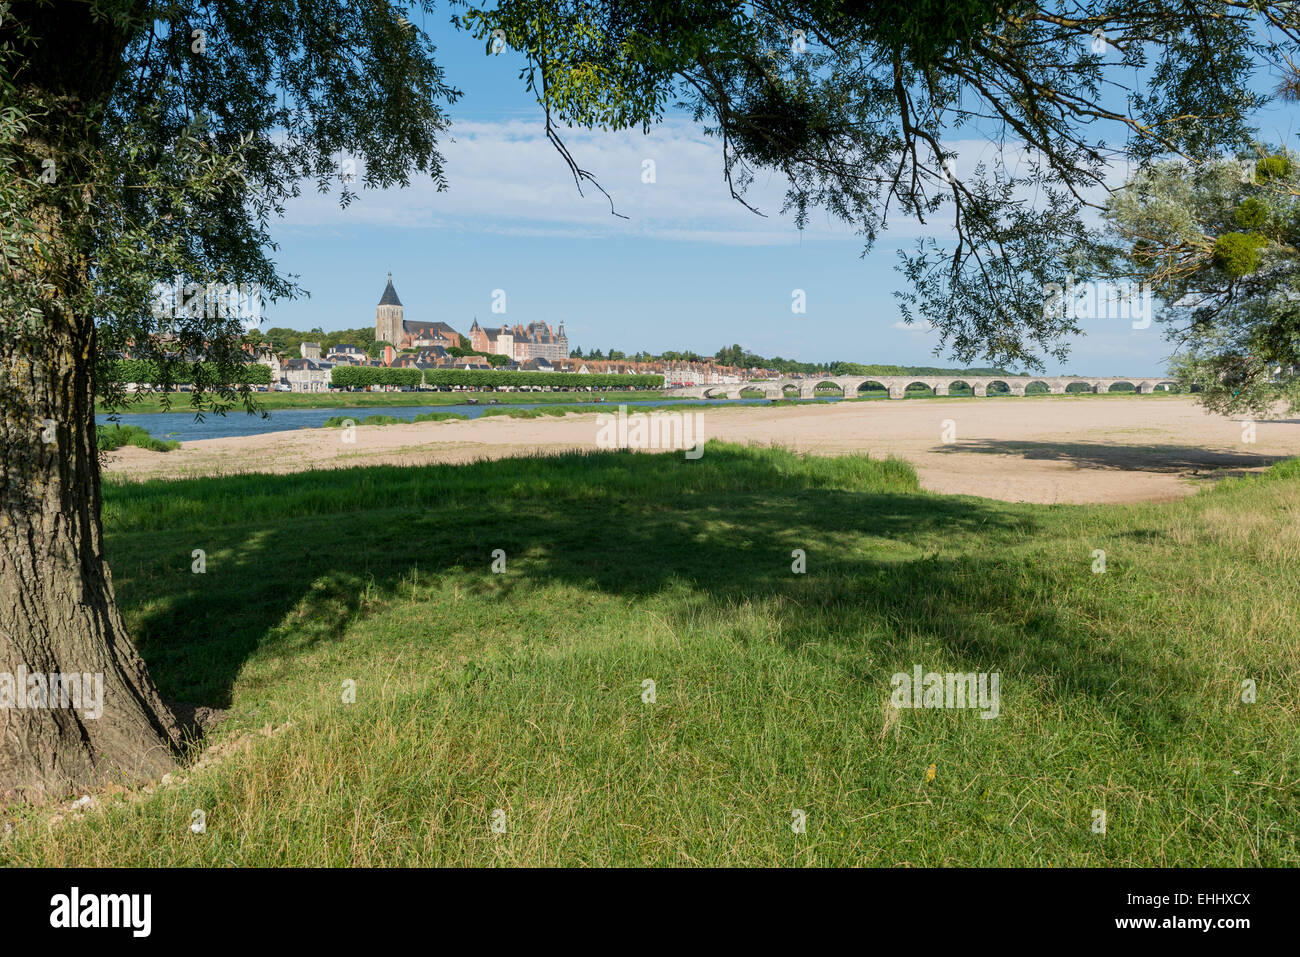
[{"left": 96, "top": 397, "right": 841, "bottom": 442}]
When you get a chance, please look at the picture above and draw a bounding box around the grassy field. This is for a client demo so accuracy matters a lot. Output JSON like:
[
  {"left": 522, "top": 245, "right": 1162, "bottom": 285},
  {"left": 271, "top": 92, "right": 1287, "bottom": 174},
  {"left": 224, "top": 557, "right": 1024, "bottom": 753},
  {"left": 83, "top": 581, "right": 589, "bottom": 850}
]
[
  {"left": 6, "top": 444, "right": 1297, "bottom": 865},
  {"left": 100, "top": 389, "right": 667, "bottom": 415}
]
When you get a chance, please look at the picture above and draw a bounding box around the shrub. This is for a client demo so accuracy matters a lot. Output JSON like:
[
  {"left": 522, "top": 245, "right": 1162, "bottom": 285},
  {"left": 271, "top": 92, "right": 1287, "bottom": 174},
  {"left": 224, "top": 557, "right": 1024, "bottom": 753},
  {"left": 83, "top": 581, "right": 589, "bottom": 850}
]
[
  {"left": 329, "top": 366, "right": 422, "bottom": 389},
  {"left": 1212, "top": 232, "right": 1268, "bottom": 277},
  {"left": 1255, "top": 154, "right": 1293, "bottom": 181},
  {"left": 96, "top": 424, "right": 179, "bottom": 452},
  {"left": 1233, "top": 197, "right": 1268, "bottom": 230}
]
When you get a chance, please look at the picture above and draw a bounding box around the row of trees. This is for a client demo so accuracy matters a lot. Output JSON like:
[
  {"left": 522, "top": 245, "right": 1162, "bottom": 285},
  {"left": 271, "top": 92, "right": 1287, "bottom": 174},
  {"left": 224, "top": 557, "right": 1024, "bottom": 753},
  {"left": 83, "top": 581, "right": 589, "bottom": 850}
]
[
  {"left": 828, "top": 363, "right": 1014, "bottom": 377},
  {"left": 253, "top": 326, "right": 376, "bottom": 357},
  {"left": 329, "top": 366, "right": 423, "bottom": 389},
  {"left": 102, "top": 359, "right": 272, "bottom": 386},
  {"left": 331, "top": 367, "right": 663, "bottom": 390}
]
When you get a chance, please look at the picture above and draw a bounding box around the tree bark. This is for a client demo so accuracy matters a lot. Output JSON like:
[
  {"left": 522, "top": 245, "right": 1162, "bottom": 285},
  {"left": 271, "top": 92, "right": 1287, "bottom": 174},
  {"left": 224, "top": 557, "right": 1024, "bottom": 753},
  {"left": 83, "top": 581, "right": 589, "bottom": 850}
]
[
  {"left": 0, "top": 2, "right": 181, "bottom": 802},
  {"left": 0, "top": 320, "right": 183, "bottom": 802}
]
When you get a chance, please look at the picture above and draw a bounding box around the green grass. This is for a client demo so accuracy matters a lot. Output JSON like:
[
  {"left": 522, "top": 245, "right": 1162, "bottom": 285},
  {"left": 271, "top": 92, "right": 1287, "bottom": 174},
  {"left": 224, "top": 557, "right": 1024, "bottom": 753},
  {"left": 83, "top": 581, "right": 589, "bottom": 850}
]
[
  {"left": 101, "top": 389, "right": 666, "bottom": 415},
  {"left": 411, "top": 410, "right": 472, "bottom": 423},
  {"left": 5, "top": 444, "right": 1297, "bottom": 865},
  {"left": 96, "top": 424, "right": 180, "bottom": 452}
]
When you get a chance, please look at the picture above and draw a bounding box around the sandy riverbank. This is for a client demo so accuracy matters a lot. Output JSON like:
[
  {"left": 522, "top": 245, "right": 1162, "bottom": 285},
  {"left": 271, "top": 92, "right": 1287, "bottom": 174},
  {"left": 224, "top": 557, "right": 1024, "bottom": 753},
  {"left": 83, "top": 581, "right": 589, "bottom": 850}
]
[{"left": 102, "top": 396, "right": 1300, "bottom": 504}]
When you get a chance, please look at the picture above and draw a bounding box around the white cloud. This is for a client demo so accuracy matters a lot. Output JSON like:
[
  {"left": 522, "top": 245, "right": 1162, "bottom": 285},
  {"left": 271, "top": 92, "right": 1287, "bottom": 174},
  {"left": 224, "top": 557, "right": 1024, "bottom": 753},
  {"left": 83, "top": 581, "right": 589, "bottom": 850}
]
[
  {"left": 279, "top": 119, "right": 1125, "bottom": 246},
  {"left": 281, "top": 118, "right": 836, "bottom": 243}
]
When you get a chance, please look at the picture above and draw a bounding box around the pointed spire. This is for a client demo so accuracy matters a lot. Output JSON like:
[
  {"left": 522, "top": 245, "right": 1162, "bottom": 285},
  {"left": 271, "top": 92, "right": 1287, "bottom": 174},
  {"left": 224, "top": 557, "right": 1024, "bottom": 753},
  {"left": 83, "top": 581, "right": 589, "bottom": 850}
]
[{"left": 379, "top": 272, "right": 402, "bottom": 307}]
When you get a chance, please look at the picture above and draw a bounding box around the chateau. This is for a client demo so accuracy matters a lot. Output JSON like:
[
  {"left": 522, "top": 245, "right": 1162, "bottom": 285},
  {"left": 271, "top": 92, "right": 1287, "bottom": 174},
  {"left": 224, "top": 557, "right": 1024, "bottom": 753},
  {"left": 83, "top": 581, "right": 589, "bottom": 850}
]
[
  {"left": 468, "top": 319, "right": 568, "bottom": 362},
  {"left": 375, "top": 273, "right": 568, "bottom": 362}
]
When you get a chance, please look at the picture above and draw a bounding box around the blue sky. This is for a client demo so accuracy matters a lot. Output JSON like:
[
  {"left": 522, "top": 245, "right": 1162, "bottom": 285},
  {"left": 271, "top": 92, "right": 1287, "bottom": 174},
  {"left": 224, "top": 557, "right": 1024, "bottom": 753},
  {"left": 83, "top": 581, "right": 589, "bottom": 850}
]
[{"left": 263, "top": 17, "right": 1299, "bottom": 377}]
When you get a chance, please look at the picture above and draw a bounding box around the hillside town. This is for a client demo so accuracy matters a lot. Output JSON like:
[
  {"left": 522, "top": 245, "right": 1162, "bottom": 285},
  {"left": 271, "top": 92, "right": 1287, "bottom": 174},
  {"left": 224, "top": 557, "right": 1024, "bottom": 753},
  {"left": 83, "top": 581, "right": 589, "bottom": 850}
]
[{"left": 253, "top": 274, "right": 760, "bottom": 392}]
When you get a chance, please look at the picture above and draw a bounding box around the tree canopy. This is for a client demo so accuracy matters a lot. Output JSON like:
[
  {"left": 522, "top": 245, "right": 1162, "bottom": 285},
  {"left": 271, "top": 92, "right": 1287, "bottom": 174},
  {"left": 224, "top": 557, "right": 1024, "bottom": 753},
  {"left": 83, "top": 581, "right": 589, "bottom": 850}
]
[
  {"left": 455, "top": 0, "right": 1300, "bottom": 371},
  {"left": 1095, "top": 151, "right": 1300, "bottom": 414}
]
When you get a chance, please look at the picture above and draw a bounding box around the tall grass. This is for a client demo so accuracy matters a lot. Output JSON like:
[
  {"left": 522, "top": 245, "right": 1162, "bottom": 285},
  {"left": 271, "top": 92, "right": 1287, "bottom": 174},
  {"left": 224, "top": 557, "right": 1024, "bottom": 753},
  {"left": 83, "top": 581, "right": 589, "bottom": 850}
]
[{"left": 97, "top": 424, "right": 180, "bottom": 452}]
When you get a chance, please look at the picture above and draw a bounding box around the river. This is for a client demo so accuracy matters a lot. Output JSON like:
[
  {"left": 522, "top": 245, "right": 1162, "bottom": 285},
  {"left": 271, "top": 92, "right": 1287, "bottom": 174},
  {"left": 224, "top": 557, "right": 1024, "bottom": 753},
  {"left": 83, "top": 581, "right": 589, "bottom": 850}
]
[{"left": 95, "top": 397, "right": 841, "bottom": 442}]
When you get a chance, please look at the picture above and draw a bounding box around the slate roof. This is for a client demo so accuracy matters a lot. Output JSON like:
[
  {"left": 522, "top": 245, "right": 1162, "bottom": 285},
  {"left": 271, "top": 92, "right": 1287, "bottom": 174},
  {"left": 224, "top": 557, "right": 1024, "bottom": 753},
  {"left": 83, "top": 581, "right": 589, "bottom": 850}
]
[
  {"left": 379, "top": 273, "right": 402, "bottom": 307},
  {"left": 403, "top": 321, "right": 460, "bottom": 338}
]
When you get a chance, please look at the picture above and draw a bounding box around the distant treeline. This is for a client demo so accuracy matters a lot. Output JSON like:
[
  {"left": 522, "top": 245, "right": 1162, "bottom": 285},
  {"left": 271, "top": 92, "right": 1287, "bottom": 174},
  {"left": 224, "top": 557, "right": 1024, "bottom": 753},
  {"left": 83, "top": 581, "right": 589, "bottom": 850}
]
[
  {"left": 256, "top": 326, "right": 378, "bottom": 357},
  {"left": 704, "top": 345, "right": 1014, "bottom": 376},
  {"left": 331, "top": 367, "right": 663, "bottom": 389},
  {"left": 103, "top": 359, "right": 272, "bottom": 385}
]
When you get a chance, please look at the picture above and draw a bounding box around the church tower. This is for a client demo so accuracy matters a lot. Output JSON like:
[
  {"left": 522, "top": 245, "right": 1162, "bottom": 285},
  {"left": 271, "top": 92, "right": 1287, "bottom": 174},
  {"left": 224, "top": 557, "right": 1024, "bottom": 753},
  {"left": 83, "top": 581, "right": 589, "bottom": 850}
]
[{"left": 375, "top": 272, "right": 403, "bottom": 345}]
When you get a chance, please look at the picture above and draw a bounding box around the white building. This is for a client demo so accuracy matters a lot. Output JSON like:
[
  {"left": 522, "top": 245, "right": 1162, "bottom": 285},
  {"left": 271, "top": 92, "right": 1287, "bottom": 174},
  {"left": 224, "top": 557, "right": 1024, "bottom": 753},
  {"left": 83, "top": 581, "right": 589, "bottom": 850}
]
[{"left": 283, "top": 357, "right": 333, "bottom": 392}]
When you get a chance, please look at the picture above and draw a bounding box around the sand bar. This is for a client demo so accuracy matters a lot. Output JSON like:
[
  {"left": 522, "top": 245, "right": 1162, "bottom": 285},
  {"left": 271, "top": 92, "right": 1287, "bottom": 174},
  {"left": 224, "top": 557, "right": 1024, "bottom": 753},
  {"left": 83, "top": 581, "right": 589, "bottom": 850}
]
[{"left": 102, "top": 396, "right": 1300, "bottom": 505}]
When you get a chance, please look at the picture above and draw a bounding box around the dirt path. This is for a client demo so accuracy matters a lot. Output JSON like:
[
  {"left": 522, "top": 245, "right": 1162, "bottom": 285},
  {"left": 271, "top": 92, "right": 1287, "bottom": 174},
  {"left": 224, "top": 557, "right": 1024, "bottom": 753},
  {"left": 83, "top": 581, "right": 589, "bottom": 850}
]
[{"left": 103, "top": 396, "right": 1300, "bottom": 505}]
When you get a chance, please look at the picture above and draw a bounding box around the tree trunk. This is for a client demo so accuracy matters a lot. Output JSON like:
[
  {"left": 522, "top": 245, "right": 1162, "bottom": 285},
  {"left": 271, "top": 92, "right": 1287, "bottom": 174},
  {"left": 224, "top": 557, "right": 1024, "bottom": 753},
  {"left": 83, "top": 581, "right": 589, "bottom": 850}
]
[
  {"left": 0, "top": 319, "right": 183, "bottom": 802},
  {"left": 0, "top": 2, "right": 181, "bottom": 802}
]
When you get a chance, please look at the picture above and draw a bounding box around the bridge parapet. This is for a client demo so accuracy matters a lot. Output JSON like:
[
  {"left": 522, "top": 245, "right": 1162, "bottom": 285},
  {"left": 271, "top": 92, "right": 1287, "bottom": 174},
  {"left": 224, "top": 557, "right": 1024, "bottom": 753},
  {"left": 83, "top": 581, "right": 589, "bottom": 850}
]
[{"left": 659, "top": 375, "right": 1177, "bottom": 399}]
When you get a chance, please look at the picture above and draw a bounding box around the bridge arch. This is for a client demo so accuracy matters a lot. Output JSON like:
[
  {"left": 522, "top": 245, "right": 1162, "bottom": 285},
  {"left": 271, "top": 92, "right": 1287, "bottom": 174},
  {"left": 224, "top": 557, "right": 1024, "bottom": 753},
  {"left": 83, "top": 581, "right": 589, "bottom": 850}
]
[
  {"left": 986, "top": 380, "right": 1012, "bottom": 395},
  {"left": 856, "top": 380, "right": 889, "bottom": 395},
  {"left": 1024, "top": 380, "right": 1051, "bottom": 395},
  {"left": 1105, "top": 380, "right": 1137, "bottom": 393}
]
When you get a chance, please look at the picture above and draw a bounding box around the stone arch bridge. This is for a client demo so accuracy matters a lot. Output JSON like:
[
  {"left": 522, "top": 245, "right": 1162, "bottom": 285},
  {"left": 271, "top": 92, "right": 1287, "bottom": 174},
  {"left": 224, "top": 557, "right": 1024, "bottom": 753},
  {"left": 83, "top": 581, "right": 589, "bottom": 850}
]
[{"left": 664, "top": 375, "right": 1178, "bottom": 400}]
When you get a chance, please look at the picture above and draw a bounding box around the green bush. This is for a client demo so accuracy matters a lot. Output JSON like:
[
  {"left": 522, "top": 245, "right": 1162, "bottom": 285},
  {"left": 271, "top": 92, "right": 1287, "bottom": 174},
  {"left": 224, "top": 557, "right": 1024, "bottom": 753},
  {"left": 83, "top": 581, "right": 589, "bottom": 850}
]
[
  {"left": 1233, "top": 197, "right": 1268, "bottom": 230},
  {"left": 1255, "top": 154, "right": 1293, "bottom": 181},
  {"left": 321, "top": 413, "right": 414, "bottom": 427},
  {"left": 447, "top": 347, "right": 511, "bottom": 367},
  {"left": 330, "top": 366, "right": 422, "bottom": 389},
  {"left": 96, "top": 424, "right": 179, "bottom": 452},
  {"left": 1212, "top": 231, "right": 1268, "bottom": 277}
]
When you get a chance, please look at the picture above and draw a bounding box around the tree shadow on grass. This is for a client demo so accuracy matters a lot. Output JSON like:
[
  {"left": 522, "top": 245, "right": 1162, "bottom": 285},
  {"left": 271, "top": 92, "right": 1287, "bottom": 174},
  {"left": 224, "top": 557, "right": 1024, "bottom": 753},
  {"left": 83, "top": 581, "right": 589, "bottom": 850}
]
[
  {"left": 107, "top": 445, "right": 1200, "bottom": 732},
  {"left": 931, "top": 438, "right": 1291, "bottom": 478}
]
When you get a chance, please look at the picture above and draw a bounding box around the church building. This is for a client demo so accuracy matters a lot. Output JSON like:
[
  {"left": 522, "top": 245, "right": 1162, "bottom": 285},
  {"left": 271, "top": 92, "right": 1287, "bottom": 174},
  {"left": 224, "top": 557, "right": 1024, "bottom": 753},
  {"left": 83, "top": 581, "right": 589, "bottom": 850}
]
[{"left": 374, "top": 273, "right": 462, "bottom": 351}]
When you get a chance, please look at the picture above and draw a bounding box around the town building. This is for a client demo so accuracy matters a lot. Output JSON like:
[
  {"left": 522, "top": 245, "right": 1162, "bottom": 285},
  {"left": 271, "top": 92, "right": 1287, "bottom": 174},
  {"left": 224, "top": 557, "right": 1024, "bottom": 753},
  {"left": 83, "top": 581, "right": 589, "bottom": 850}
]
[
  {"left": 246, "top": 342, "right": 282, "bottom": 383},
  {"left": 467, "top": 320, "right": 514, "bottom": 359},
  {"left": 662, "top": 363, "right": 743, "bottom": 386},
  {"left": 469, "top": 319, "right": 569, "bottom": 362},
  {"left": 510, "top": 321, "right": 568, "bottom": 362},
  {"left": 326, "top": 344, "right": 366, "bottom": 362},
  {"left": 283, "top": 357, "right": 333, "bottom": 392},
  {"left": 515, "top": 357, "right": 555, "bottom": 372},
  {"left": 390, "top": 345, "right": 452, "bottom": 368}
]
